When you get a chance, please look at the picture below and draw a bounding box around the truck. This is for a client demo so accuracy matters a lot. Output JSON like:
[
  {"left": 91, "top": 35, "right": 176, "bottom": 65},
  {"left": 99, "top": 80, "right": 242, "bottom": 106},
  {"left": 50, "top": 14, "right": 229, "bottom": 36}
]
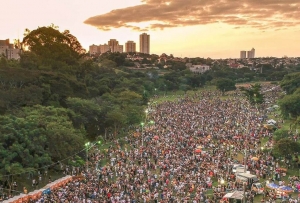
[
  {"left": 251, "top": 182, "right": 264, "bottom": 195},
  {"left": 236, "top": 173, "right": 263, "bottom": 194}
]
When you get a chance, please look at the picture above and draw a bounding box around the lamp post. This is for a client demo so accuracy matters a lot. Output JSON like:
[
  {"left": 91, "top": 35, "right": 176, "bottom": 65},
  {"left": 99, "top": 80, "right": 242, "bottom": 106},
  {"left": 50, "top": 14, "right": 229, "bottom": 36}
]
[
  {"left": 141, "top": 122, "right": 145, "bottom": 146},
  {"left": 243, "top": 182, "right": 247, "bottom": 203},
  {"left": 85, "top": 142, "right": 90, "bottom": 172},
  {"left": 244, "top": 148, "right": 247, "bottom": 173},
  {"left": 85, "top": 141, "right": 101, "bottom": 172}
]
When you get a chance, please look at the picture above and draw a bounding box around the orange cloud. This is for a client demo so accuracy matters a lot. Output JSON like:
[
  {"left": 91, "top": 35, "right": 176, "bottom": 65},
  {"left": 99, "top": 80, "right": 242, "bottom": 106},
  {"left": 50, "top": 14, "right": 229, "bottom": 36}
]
[{"left": 84, "top": 0, "right": 300, "bottom": 31}]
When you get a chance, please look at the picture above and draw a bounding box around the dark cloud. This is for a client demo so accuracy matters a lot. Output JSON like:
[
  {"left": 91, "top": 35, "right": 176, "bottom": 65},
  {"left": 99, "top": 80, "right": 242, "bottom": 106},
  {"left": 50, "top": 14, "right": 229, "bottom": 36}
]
[{"left": 84, "top": 0, "right": 300, "bottom": 30}]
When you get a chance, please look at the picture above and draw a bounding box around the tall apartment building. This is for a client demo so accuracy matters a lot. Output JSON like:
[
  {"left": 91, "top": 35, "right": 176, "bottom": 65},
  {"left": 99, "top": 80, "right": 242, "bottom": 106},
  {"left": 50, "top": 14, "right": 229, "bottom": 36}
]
[
  {"left": 89, "top": 44, "right": 99, "bottom": 55},
  {"left": 125, "top": 41, "right": 136, "bottom": 53},
  {"left": 0, "top": 39, "right": 20, "bottom": 60},
  {"left": 99, "top": 44, "right": 110, "bottom": 53},
  {"left": 240, "top": 51, "right": 246, "bottom": 59},
  {"left": 108, "top": 39, "right": 123, "bottom": 53},
  {"left": 116, "top": 45, "right": 123, "bottom": 53},
  {"left": 139, "top": 33, "right": 150, "bottom": 54},
  {"left": 247, "top": 48, "right": 255, "bottom": 58}
]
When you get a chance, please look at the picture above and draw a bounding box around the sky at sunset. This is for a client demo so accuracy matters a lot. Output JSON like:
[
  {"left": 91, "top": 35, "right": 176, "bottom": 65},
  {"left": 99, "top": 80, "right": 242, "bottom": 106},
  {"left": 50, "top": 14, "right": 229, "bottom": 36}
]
[{"left": 1, "top": 0, "right": 300, "bottom": 58}]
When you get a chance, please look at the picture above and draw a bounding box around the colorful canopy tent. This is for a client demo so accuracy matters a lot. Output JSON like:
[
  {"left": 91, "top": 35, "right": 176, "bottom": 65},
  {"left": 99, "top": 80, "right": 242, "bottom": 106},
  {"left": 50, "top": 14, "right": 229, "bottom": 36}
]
[
  {"left": 278, "top": 186, "right": 293, "bottom": 193},
  {"left": 266, "top": 183, "right": 279, "bottom": 190}
]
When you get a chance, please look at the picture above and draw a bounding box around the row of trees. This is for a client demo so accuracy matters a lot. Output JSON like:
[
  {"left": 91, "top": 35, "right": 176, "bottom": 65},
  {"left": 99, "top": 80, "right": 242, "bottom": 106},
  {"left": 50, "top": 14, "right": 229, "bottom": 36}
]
[{"left": 269, "top": 72, "right": 300, "bottom": 161}]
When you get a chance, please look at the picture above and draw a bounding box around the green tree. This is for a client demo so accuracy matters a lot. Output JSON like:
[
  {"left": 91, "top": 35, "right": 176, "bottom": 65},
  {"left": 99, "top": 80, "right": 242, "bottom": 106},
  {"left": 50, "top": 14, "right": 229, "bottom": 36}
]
[
  {"left": 278, "top": 93, "right": 300, "bottom": 118},
  {"left": 0, "top": 56, "right": 8, "bottom": 68},
  {"left": 239, "top": 83, "right": 264, "bottom": 105},
  {"left": 280, "top": 72, "right": 300, "bottom": 94},
  {"left": 273, "top": 129, "right": 291, "bottom": 141},
  {"left": 214, "top": 78, "right": 236, "bottom": 93},
  {"left": 66, "top": 97, "right": 102, "bottom": 140},
  {"left": 22, "top": 26, "right": 85, "bottom": 69},
  {"left": 273, "top": 138, "right": 300, "bottom": 158},
  {"left": 106, "top": 107, "right": 127, "bottom": 137}
]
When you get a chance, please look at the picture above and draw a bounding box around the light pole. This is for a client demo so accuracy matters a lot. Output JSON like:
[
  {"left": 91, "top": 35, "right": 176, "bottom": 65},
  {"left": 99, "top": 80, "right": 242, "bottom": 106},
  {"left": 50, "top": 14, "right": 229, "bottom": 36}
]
[
  {"left": 141, "top": 109, "right": 150, "bottom": 147},
  {"left": 243, "top": 182, "right": 247, "bottom": 203},
  {"left": 141, "top": 122, "right": 145, "bottom": 146},
  {"left": 85, "top": 141, "right": 101, "bottom": 172},
  {"left": 244, "top": 148, "right": 247, "bottom": 173},
  {"left": 85, "top": 142, "right": 90, "bottom": 172}
]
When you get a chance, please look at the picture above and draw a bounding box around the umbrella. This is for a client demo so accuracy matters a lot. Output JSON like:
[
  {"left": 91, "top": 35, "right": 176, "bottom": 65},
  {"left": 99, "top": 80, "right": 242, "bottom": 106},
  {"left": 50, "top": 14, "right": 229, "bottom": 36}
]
[
  {"left": 197, "top": 146, "right": 202, "bottom": 149},
  {"left": 195, "top": 149, "right": 201, "bottom": 153},
  {"left": 153, "top": 135, "right": 159, "bottom": 140},
  {"left": 251, "top": 157, "right": 259, "bottom": 161},
  {"left": 266, "top": 183, "right": 279, "bottom": 189},
  {"left": 278, "top": 186, "right": 293, "bottom": 193}
]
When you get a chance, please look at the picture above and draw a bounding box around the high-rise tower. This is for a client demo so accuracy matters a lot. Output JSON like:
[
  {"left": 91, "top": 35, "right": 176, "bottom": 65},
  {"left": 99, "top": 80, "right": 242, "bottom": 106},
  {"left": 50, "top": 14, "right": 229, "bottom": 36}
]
[
  {"left": 125, "top": 41, "right": 136, "bottom": 53},
  {"left": 139, "top": 33, "right": 150, "bottom": 54}
]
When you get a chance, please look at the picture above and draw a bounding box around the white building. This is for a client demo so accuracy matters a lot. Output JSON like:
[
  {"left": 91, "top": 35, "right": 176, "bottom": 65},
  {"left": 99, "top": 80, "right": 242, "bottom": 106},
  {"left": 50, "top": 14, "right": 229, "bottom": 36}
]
[{"left": 189, "top": 65, "right": 210, "bottom": 73}]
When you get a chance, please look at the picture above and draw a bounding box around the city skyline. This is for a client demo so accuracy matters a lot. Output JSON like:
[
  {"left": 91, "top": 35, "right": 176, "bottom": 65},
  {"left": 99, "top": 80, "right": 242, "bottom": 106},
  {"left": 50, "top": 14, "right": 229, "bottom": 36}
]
[{"left": 1, "top": 0, "right": 300, "bottom": 58}]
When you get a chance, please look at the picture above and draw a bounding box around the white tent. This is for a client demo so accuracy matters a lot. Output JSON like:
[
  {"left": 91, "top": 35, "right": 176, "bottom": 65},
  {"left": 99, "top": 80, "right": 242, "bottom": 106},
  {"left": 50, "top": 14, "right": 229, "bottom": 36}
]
[
  {"left": 223, "top": 191, "right": 244, "bottom": 200},
  {"left": 267, "top": 119, "right": 276, "bottom": 125}
]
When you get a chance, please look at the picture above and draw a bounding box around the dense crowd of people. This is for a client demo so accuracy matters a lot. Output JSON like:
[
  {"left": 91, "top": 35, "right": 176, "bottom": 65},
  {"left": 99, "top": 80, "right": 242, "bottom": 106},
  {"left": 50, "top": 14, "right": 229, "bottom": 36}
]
[{"left": 1, "top": 85, "right": 299, "bottom": 203}]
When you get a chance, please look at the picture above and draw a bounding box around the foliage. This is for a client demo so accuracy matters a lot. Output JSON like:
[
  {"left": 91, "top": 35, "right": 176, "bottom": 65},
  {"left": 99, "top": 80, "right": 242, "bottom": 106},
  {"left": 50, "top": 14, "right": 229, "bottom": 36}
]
[
  {"left": 0, "top": 105, "right": 86, "bottom": 178},
  {"left": 98, "top": 52, "right": 126, "bottom": 67},
  {"left": 273, "top": 129, "right": 291, "bottom": 141},
  {"left": 239, "top": 83, "right": 264, "bottom": 105},
  {"left": 273, "top": 138, "right": 300, "bottom": 158},
  {"left": 280, "top": 72, "right": 300, "bottom": 95},
  {"left": 278, "top": 93, "right": 300, "bottom": 118},
  {"left": 213, "top": 78, "right": 236, "bottom": 92},
  {"left": 66, "top": 97, "right": 102, "bottom": 139},
  {"left": 22, "top": 26, "right": 85, "bottom": 69}
]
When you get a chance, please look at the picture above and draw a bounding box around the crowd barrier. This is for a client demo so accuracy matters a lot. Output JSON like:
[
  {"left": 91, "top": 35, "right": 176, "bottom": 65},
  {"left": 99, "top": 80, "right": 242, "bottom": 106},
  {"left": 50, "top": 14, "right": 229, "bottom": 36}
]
[{"left": 2, "top": 175, "right": 83, "bottom": 203}]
